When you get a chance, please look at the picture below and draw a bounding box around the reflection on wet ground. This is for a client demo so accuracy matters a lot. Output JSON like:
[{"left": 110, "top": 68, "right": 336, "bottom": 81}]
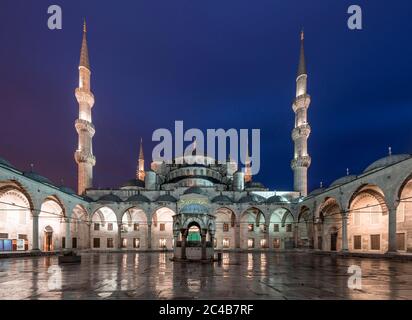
[{"left": 0, "top": 252, "right": 410, "bottom": 300}]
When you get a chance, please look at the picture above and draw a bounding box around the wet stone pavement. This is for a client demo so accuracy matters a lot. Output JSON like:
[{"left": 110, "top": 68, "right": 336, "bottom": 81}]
[{"left": 0, "top": 252, "right": 411, "bottom": 300}]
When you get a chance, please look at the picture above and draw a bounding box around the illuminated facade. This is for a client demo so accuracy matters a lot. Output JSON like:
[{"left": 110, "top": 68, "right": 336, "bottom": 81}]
[{"left": 0, "top": 26, "right": 411, "bottom": 256}]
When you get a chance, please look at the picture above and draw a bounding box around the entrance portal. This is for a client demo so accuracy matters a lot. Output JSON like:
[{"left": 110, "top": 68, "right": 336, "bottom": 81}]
[{"left": 44, "top": 226, "right": 53, "bottom": 252}]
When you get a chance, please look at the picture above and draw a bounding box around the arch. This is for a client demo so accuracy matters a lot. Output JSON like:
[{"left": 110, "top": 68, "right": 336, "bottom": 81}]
[
  {"left": 280, "top": 209, "right": 294, "bottom": 227},
  {"left": 297, "top": 206, "right": 313, "bottom": 248},
  {"left": 0, "top": 181, "right": 34, "bottom": 212},
  {"left": 71, "top": 204, "right": 89, "bottom": 250},
  {"left": 120, "top": 207, "right": 148, "bottom": 249},
  {"left": 240, "top": 207, "right": 266, "bottom": 250},
  {"left": 348, "top": 185, "right": 388, "bottom": 253},
  {"left": 395, "top": 177, "right": 412, "bottom": 252},
  {"left": 0, "top": 187, "right": 33, "bottom": 251},
  {"left": 39, "top": 198, "right": 65, "bottom": 251},
  {"left": 91, "top": 206, "right": 118, "bottom": 250},
  {"left": 152, "top": 207, "right": 175, "bottom": 250}
]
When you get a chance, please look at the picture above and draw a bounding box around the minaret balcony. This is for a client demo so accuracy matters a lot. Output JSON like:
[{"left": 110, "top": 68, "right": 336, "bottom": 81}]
[
  {"left": 291, "top": 124, "right": 311, "bottom": 140},
  {"left": 75, "top": 119, "right": 96, "bottom": 136},
  {"left": 292, "top": 94, "right": 311, "bottom": 112},
  {"left": 74, "top": 150, "right": 96, "bottom": 166},
  {"left": 75, "top": 88, "right": 95, "bottom": 107},
  {"left": 291, "top": 155, "right": 311, "bottom": 169}
]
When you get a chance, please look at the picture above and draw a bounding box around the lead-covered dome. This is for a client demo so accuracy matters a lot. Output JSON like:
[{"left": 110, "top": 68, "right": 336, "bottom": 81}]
[
  {"left": 211, "top": 195, "right": 233, "bottom": 204},
  {"left": 308, "top": 188, "right": 325, "bottom": 196},
  {"left": 330, "top": 175, "right": 357, "bottom": 188},
  {"left": 180, "top": 203, "right": 209, "bottom": 214},
  {"left": 184, "top": 187, "right": 207, "bottom": 195},
  {"left": 0, "top": 157, "right": 15, "bottom": 169},
  {"left": 238, "top": 193, "right": 266, "bottom": 204},
  {"left": 120, "top": 179, "right": 145, "bottom": 189},
  {"left": 266, "top": 195, "right": 288, "bottom": 204},
  {"left": 23, "top": 171, "right": 54, "bottom": 185},
  {"left": 156, "top": 194, "right": 178, "bottom": 203},
  {"left": 363, "top": 154, "right": 411, "bottom": 173},
  {"left": 127, "top": 194, "right": 151, "bottom": 203},
  {"left": 98, "top": 194, "right": 122, "bottom": 203}
]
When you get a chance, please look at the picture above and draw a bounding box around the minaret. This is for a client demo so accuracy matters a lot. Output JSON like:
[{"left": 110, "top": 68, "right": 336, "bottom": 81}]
[
  {"left": 74, "top": 20, "right": 96, "bottom": 195},
  {"left": 244, "top": 140, "right": 252, "bottom": 183},
  {"left": 137, "top": 138, "right": 145, "bottom": 181},
  {"left": 291, "top": 31, "right": 311, "bottom": 196}
]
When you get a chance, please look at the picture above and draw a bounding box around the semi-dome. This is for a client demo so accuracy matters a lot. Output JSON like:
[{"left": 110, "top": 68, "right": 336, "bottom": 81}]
[
  {"left": 180, "top": 203, "right": 209, "bottom": 214},
  {"left": 23, "top": 171, "right": 54, "bottom": 185},
  {"left": 183, "top": 186, "right": 207, "bottom": 195},
  {"left": 238, "top": 193, "right": 266, "bottom": 204},
  {"left": 126, "top": 194, "right": 151, "bottom": 203},
  {"left": 0, "top": 157, "right": 15, "bottom": 169},
  {"left": 308, "top": 188, "right": 325, "bottom": 196},
  {"left": 121, "top": 179, "right": 145, "bottom": 188},
  {"left": 363, "top": 154, "right": 411, "bottom": 173},
  {"left": 59, "top": 186, "right": 76, "bottom": 195},
  {"left": 156, "top": 194, "right": 178, "bottom": 203},
  {"left": 98, "top": 194, "right": 122, "bottom": 203},
  {"left": 211, "top": 195, "right": 233, "bottom": 204},
  {"left": 330, "top": 175, "right": 357, "bottom": 187},
  {"left": 266, "top": 195, "right": 288, "bottom": 204},
  {"left": 82, "top": 195, "right": 94, "bottom": 202}
]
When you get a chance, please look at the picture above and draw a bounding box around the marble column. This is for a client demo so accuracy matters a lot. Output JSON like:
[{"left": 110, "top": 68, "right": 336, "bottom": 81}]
[
  {"left": 32, "top": 212, "right": 40, "bottom": 251},
  {"left": 341, "top": 214, "right": 348, "bottom": 252},
  {"left": 65, "top": 218, "right": 72, "bottom": 250},
  {"left": 181, "top": 229, "right": 187, "bottom": 260},
  {"left": 388, "top": 206, "right": 397, "bottom": 253},
  {"left": 293, "top": 224, "right": 299, "bottom": 248},
  {"left": 235, "top": 223, "right": 241, "bottom": 249},
  {"left": 117, "top": 223, "right": 122, "bottom": 249},
  {"left": 201, "top": 232, "right": 207, "bottom": 260},
  {"left": 147, "top": 223, "right": 152, "bottom": 249},
  {"left": 265, "top": 223, "right": 270, "bottom": 249}
]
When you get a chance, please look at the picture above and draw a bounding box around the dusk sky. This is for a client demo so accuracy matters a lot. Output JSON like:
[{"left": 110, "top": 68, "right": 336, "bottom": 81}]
[{"left": 0, "top": 0, "right": 411, "bottom": 192}]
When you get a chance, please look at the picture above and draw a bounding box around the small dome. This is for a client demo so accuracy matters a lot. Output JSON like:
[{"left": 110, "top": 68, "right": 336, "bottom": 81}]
[
  {"left": 180, "top": 203, "right": 209, "bottom": 214},
  {"left": 363, "top": 154, "right": 411, "bottom": 173},
  {"left": 245, "top": 181, "right": 266, "bottom": 190},
  {"left": 184, "top": 187, "right": 206, "bottom": 195},
  {"left": 59, "top": 186, "right": 76, "bottom": 195},
  {"left": 0, "top": 157, "right": 15, "bottom": 169},
  {"left": 211, "top": 195, "right": 233, "bottom": 204},
  {"left": 121, "top": 179, "right": 145, "bottom": 188},
  {"left": 156, "top": 194, "right": 178, "bottom": 203},
  {"left": 330, "top": 175, "right": 357, "bottom": 187},
  {"left": 98, "top": 194, "right": 122, "bottom": 203},
  {"left": 266, "top": 195, "right": 288, "bottom": 204},
  {"left": 308, "top": 188, "right": 325, "bottom": 196},
  {"left": 23, "top": 171, "right": 53, "bottom": 185},
  {"left": 126, "top": 194, "right": 151, "bottom": 203},
  {"left": 238, "top": 193, "right": 266, "bottom": 204}
]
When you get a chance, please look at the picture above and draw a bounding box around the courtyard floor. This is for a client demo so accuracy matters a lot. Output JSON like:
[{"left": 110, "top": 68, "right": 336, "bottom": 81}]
[{"left": 0, "top": 252, "right": 411, "bottom": 300}]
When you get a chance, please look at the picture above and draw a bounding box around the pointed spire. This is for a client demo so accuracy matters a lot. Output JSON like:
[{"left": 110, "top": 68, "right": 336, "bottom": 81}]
[
  {"left": 139, "top": 138, "right": 144, "bottom": 160},
  {"left": 79, "top": 19, "right": 90, "bottom": 70},
  {"left": 297, "top": 29, "right": 307, "bottom": 77}
]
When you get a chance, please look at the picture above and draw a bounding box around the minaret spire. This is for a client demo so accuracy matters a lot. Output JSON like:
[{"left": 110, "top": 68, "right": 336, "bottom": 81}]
[
  {"left": 297, "top": 30, "right": 306, "bottom": 77},
  {"left": 79, "top": 19, "right": 90, "bottom": 70},
  {"left": 75, "top": 21, "right": 96, "bottom": 195},
  {"left": 291, "top": 30, "right": 311, "bottom": 196},
  {"left": 137, "top": 138, "right": 145, "bottom": 181}
]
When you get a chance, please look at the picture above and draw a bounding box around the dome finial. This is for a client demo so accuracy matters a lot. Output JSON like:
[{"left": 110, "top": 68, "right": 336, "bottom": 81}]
[
  {"left": 346, "top": 168, "right": 350, "bottom": 176},
  {"left": 320, "top": 181, "right": 323, "bottom": 188},
  {"left": 388, "top": 146, "right": 392, "bottom": 156}
]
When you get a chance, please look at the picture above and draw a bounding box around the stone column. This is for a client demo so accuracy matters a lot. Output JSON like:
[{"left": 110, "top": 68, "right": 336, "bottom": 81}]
[
  {"left": 201, "top": 231, "right": 207, "bottom": 260},
  {"left": 147, "top": 223, "right": 152, "bottom": 249},
  {"left": 341, "top": 214, "right": 348, "bottom": 252},
  {"left": 32, "top": 212, "right": 40, "bottom": 251},
  {"left": 235, "top": 223, "right": 241, "bottom": 249},
  {"left": 65, "top": 218, "right": 72, "bottom": 250},
  {"left": 181, "top": 229, "right": 187, "bottom": 260},
  {"left": 117, "top": 223, "right": 122, "bottom": 249},
  {"left": 293, "top": 224, "right": 299, "bottom": 249},
  {"left": 388, "top": 205, "right": 397, "bottom": 253},
  {"left": 265, "top": 223, "right": 270, "bottom": 249}
]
